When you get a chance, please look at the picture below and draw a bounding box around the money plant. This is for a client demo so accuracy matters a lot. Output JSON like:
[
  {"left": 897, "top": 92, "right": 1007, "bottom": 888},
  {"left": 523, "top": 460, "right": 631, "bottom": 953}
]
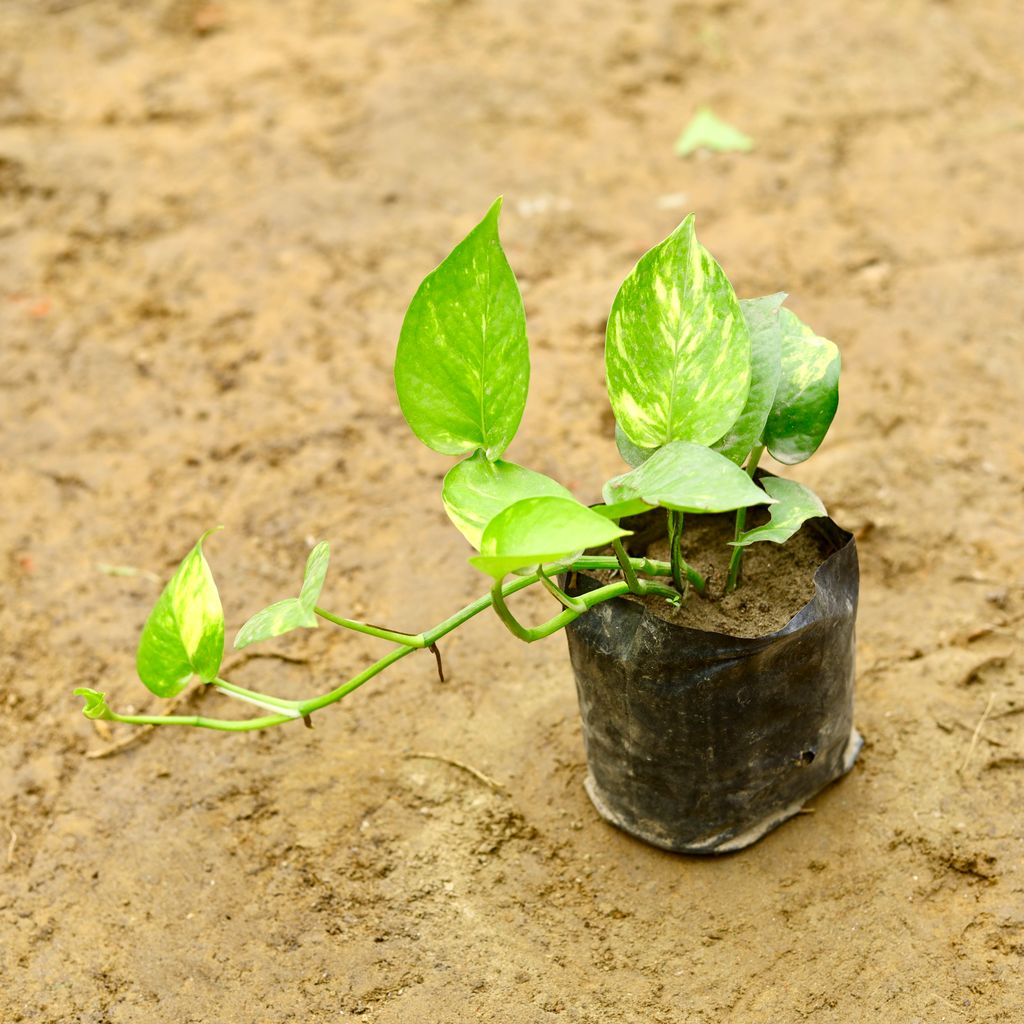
[{"left": 75, "top": 199, "right": 840, "bottom": 733}]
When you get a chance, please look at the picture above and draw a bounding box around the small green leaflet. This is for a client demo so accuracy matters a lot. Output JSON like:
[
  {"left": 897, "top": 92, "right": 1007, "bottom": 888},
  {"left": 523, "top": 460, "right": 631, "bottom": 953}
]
[
  {"left": 234, "top": 542, "right": 330, "bottom": 650},
  {"left": 394, "top": 197, "right": 529, "bottom": 461},
  {"left": 136, "top": 529, "right": 225, "bottom": 698},
  {"left": 614, "top": 422, "right": 657, "bottom": 469},
  {"left": 592, "top": 497, "right": 654, "bottom": 521},
  {"left": 602, "top": 441, "right": 773, "bottom": 515},
  {"left": 713, "top": 293, "right": 785, "bottom": 464},
  {"left": 442, "top": 451, "right": 576, "bottom": 550},
  {"left": 675, "top": 108, "right": 754, "bottom": 157},
  {"left": 763, "top": 308, "right": 840, "bottom": 465},
  {"left": 73, "top": 687, "right": 114, "bottom": 721},
  {"left": 606, "top": 215, "right": 751, "bottom": 450},
  {"left": 469, "top": 497, "right": 630, "bottom": 579},
  {"left": 731, "top": 477, "right": 826, "bottom": 547}
]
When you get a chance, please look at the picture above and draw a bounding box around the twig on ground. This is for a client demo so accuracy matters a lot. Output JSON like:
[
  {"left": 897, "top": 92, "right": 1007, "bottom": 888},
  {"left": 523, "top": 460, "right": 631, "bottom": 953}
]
[
  {"left": 404, "top": 752, "right": 506, "bottom": 793},
  {"left": 959, "top": 693, "right": 996, "bottom": 776},
  {"left": 4, "top": 822, "right": 16, "bottom": 865}
]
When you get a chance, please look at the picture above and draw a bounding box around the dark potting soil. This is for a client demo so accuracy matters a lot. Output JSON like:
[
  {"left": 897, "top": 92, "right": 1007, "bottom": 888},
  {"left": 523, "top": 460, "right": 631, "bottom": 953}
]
[{"left": 583, "top": 508, "right": 837, "bottom": 638}]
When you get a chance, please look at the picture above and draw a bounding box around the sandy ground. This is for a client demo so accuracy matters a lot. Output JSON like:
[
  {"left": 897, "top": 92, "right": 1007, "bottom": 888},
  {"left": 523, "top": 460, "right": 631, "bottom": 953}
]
[{"left": 2, "top": 1, "right": 1024, "bottom": 1020}]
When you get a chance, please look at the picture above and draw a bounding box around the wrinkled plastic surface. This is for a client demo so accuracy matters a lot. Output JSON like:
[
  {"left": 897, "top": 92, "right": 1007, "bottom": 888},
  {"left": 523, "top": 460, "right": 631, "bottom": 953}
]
[{"left": 562, "top": 510, "right": 860, "bottom": 854}]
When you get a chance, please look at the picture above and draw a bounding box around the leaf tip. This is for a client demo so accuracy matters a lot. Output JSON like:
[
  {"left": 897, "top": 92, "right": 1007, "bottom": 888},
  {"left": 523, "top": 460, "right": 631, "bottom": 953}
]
[
  {"left": 672, "top": 211, "right": 696, "bottom": 236},
  {"left": 483, "top": 195, "right": 504, "bottom": 228},
  {"left": 198, "top": 525, "right": 225, "bottom": 546}
]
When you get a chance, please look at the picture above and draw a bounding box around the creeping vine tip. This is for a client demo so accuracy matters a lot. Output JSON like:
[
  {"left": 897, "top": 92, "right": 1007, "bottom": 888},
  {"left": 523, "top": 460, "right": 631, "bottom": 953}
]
[{"left": 74, "top": 688, "right": 115, "bottom": 721}]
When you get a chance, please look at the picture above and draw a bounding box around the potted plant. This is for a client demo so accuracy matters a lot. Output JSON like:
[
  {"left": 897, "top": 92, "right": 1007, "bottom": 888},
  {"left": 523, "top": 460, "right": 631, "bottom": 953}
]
[{"left": 75, "top": 199, "right": 860, "bottom": 853}]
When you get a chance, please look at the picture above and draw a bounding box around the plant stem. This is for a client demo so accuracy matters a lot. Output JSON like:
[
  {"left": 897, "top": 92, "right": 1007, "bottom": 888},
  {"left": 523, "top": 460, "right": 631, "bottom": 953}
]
[
  {"left": 490, "top": 580, "right": 537, "bottom": 641},
  {"left": 574, "top": 554, "right": 672, "bottom": 577},
  {"left": 611, "top": 537, "right": 641, "bottom": 592},
  {"left": 313, "top": 607, "right": 426, "bottom": 648},
  {"left": 105, "top": 709, "right": 296, "bottom": 731},
  {"left": 213, "top": 678, "right": 303, "bottom": 715},
  {"left": 214, "top": 677, "right": 302, "bottom": 709},
  {"left": 667, "top": 510, "right": 685, "bottom": 595},
  {"left": 85, "top": 557, "right": 685, "bottom": 733},
  {"left": 538, "top": 568, "right": 588, "bottom": 613},
  {"left": 298, "top": 645, "right": 416, "bottom": 715},
  {"left": 667, "top": 510, "right": 706, "bottom": 597},
  {"left": 490, "top": 576, "right": 680, "bottom": 644},
  {"left": 726, "top": 444, "right": 765, "bottom": 593}
]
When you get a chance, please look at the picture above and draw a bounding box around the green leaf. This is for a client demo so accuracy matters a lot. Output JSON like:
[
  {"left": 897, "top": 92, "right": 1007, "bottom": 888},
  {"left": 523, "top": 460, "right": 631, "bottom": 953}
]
[
  {"left": 603, "top": 441, "right": 774, "bottom": 514},
  {"left": 74, "top": 687, "right": 114, "bottom": 721},
  {"left": 136, "top": 530, "right": 225, "bottom": 698},
  {"left": 591, "top": 498, "right": 654, "bottom": 521},
  {"left": 442, "top": 451, "right": 575, "bottom": 550},
  {"left": 469, "top": 497, "right": 630, "bottom": 579},
  {"left": 763, "top": 308, "right": 840, "bottom": 465},
  {"left": 713, "top": 293, "right": 786, "bottom": 463},
  {"left": 614, "top": 422, "right": 657, "bottom": 468},
  {"left": 234, "top": 542, "right": 330, "bottom": 650},
  {"left": 731, "top": 477, "right": 826, "bottom": 547},
  {"left": 394, "top": 197, "right": 529, "bottom": 460},
  {"left": 606, "top": 215, "right": 751, "bottom": 449},
  {"left": 675, "top": 108, "right": 754, "bottom": 156}
]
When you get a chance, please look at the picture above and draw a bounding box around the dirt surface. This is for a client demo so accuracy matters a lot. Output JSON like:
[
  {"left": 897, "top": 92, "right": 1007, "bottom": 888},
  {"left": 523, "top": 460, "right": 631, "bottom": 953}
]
[
  {"left": 2, "top": 1, "right": 1023, "bottom": 1021},
  {"left": 594, "top": 508, "right": 836, "bottom": 636}
]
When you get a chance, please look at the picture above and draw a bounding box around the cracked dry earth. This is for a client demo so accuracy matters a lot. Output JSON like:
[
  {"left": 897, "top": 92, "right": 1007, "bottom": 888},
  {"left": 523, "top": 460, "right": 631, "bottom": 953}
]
[{"left": 2, "top": 1, "right": 1023, "bottom": 1021}]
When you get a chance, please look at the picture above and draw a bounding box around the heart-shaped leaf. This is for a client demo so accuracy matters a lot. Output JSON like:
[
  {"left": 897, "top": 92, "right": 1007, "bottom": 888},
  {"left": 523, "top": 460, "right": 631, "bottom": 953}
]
[
  {"left": 136, "top": 531, "right": 225, "bottom": 698},
  {"left": 713, "top": 293, "right": 786, "bottom": 464},
  {"left": 469, "top": 497, "right": 630, "bottom": 579},
  {"left": 233, "top": 542, "right": 330, "bottom": 650},
  {"left": 603, "top": 441, "right": 774, "bottom": 515},
  {"left": 731, "top": 477, "right": 827, "bottom": 547},
  {"left": 763, "top": 308, "right": 840, "bottom": 465},
  {"left": 442, "top": 451, "right": 576, "bottom": 550},
  {"left": 606, "top": 215, "right": 751, "bottom": 449},
  {"left": 394, "top": 197, "right": 529, "bottom": 460}
]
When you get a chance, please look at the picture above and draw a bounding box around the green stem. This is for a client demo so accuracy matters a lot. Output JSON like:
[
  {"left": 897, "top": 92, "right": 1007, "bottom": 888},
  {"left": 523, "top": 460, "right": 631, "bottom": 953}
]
[
  {"left": 538, "top": 567, "right": 588, "bottom": 613},
  {"left": 666, "top": 510, "right": 706, "bottom": 596},
  {"left": 726, "top": 444, "right": 764, "bottom": 593},
  {"left": 490, "top": 576, "right": 679, "bottom": 644},
  {"left": 668, "top": 510, "right": 685, "bottom": 595},
  {"left": 298, "top": 645, "right": 415, "bottom": 715},
  {"left": 611, "top": 537, "right": 641, "bottom": 593},
  {"left": 490, "top": 580, "right": 536, "bottom": 641},
  {"left": 214, "top": 677, "right": 303, "bottom": 712},
  {"left": 301, "top": 572, "right": 544, "bottom": 711},
  {"left": 574, "top": 554, "right": 672, "bottom": 577},
  {"left": 313, "top": 607, "right": 426, "bottom": 648},
  {"left": 106, "top": 710, "right": 295, "bottom": 731},
  {"left": 87, "top": 559, "right": 686, "bottom": 733}
]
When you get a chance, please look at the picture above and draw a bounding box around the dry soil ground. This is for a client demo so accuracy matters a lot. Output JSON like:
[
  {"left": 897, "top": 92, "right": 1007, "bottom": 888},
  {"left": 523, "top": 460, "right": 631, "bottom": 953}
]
[{"left": 2, "top": 1, "right": 1023, "bottom": 1021}]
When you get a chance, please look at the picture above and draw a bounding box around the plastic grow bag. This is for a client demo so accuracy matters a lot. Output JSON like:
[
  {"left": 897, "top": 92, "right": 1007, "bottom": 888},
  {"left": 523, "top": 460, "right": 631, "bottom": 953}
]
[{"left": 561, "top": 511, "right": 861, "bottom": 854}]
